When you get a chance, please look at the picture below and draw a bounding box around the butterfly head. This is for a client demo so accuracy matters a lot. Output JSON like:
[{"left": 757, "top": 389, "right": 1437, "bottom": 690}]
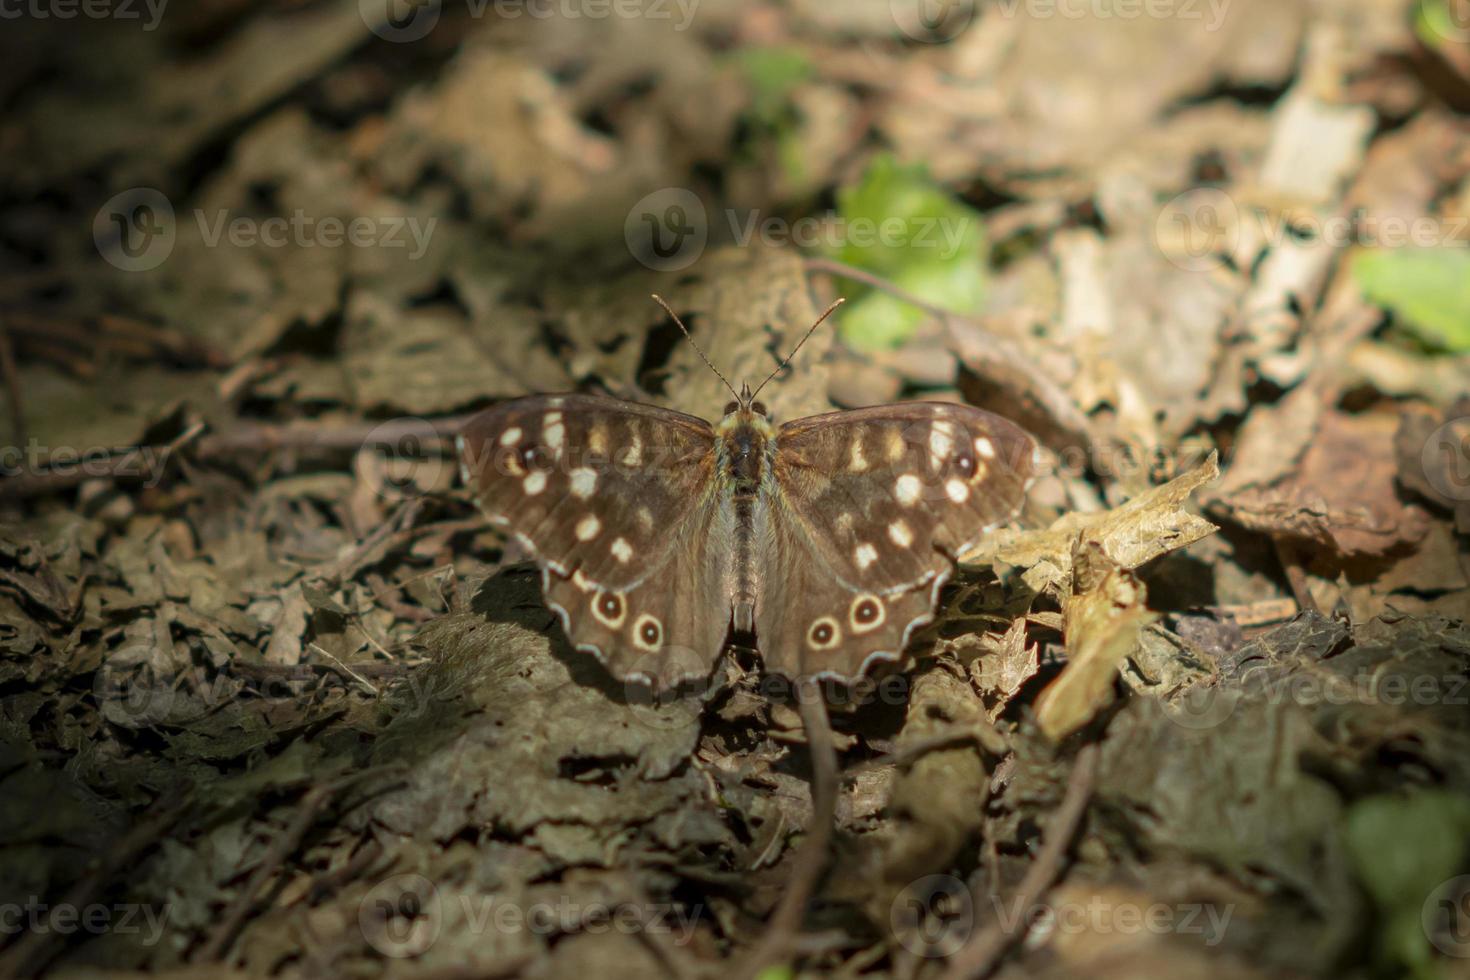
[{"left": 723, "top": 381, "right": 768, "bottom": 419}]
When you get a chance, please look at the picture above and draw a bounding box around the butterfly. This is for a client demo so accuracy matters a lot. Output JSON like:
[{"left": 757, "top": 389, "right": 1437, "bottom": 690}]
[{"left": 456, "top": 297, "right": 1038, "bottom": 689}]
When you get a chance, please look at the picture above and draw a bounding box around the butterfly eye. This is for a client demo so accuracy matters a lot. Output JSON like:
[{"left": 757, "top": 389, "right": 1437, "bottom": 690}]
[
  {"left": 751, "top": 401, "right": 768, "bottom": 416},
  {"left": 723, "top": 401, "right": 739, "bottom": 416}
]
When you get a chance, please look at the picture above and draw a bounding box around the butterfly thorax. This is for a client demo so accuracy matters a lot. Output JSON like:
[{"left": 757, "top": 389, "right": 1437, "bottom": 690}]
[{"left": 716, "top": 410, "right": 775, "bottom": 498}]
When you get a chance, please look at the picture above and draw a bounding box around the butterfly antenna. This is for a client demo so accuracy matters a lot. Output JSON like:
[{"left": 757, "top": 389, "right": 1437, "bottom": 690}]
[
  {"left": 651, "top": 294, "right": 740, "bottom": 403},
  {"left": 750, "top": 297, "right": 845, "bottom": 402}
]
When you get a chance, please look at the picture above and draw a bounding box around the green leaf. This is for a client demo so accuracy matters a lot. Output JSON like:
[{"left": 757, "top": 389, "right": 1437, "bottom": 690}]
[
  {"left": 1353, "top": 247, "right": 1470, "bottom": 352},
  {"left": 1345, "top": 791, "right": 1470, "bottom": 910},
  {"left": 831, "top": 155, "right": 986, "bottom": 350},
  {"left": 733, "top": 47, "right": 813, "bottom": 127}
]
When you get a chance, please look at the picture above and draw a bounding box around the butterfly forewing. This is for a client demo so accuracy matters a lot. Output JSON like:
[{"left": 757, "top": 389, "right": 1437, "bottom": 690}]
[
  {"left": 458, "top": 394, "right": 732, "bottom": 686},
  {"left": 758, "top": 403, "right": 1037, "bottom": 678}
]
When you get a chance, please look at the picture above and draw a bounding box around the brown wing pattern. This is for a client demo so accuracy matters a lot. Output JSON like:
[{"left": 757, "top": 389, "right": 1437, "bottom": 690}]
[
  {"left": 458, "top": 394, "right": 731, "bottom": 686},
  {"left": 757, "top": 402, "right": 1037, "bottom": 679}
]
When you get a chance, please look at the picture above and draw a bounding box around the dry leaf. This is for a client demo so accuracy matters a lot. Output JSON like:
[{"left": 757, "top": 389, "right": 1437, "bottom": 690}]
[
  {"left": 970, "top": 451, "right": 1220, "bottom": 596},
  {"left": 1035, "top": 541, "right": 1154, "bottom": 742}
]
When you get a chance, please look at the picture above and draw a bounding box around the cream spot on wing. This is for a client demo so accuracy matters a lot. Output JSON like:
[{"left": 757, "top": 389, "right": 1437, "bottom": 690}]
[
  {"left": 930, "top": 421, "right": 955, "bottom": 470},
  {"left": 543, "top": 412, "right": 565, "bottom": 456},
  {"left": 589, "top": 426, "right": 608, "bottom": 456},
  {"left": 836, "top": 512, "right": 854, "bottom": 533},
  {"left": 637, "top": 506, "right": 654, "bottom": 531},
  {"left": 611, "top": 537, "right": 633, "bottom": 563},
  {"left": 974, "top": 436, "right": 996, "bottom": 459},
  {"left": 620, "top": 432, "right": 643, "bottom": 467},
  {"left": 849, "top": 439, "right": 868, "bottom": 472},
  {"left": 499, "top": 427, "right": 522, "bottom": 447},
  {"left": 895, "top": 473, "right": 921, "bottom": 506},
  {"left": 889, "top": 520, "right": 913, "bottom": 548},
  {"left": 575, "top": 515, "right": 601, "bottom": 541},
  {"left": 946, "top": 478, "right": 969, "bottom": 503},
  {"left": 855, "top": 542, "right": 878, "bottom": 569},
  {"left": 569, "top": 467, "right": 597, "bottom": 499},
  {"left": 885, "top": 429, "right": 906, "bottom": 462},
  {"left": 523, "top": 471, "right": 547, "bottom": 495}
]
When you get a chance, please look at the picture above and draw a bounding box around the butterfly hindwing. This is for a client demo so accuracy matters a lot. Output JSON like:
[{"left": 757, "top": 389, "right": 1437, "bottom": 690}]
[
  {"left": 756, "top": 402, "right": 1037, "bottom": 678},
  {"left": 458, "top": 394, "right": 731, "bottom": 686}
]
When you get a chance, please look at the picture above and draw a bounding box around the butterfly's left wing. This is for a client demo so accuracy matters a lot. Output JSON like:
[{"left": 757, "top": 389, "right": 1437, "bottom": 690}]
[
  {"left": 757, "top": 402, "right": 1037, "bottom": 680},
  {"left": 457, "top": 394, "right": 732, "bottom": 687}
]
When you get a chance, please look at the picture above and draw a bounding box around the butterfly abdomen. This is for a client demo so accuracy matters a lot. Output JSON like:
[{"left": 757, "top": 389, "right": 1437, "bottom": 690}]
[{"left": 715, "top": 412, "right": 775, "bottom": 635}]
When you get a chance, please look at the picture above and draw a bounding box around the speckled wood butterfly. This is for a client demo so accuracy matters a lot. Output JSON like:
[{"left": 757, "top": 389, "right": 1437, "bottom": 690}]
[{"left": 457, "top": 297, "right": 1038, "bottom": 688}]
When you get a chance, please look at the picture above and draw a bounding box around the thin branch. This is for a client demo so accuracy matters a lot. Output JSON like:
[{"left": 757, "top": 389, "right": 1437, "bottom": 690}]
[
  {"left": 739, "top": 678, "right": 840, "bottom": 977},
  {"left": 0, "top": 791, "right": 191, "bottom": 977},
  {"left": 937, "top": 742, "right": 1100, "bottom": 980},
  {"left": 803, "top": 256, "right": 1092, "bottom": 440}
]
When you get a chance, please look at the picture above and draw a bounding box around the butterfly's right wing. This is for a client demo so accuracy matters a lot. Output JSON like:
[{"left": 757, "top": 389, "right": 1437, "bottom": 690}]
[
  {"left": 756, "top": 403, "right": 1037, "bottom": 681},
  {"left": 458, "top": 394, "right": 733, "bottom": 687}
]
